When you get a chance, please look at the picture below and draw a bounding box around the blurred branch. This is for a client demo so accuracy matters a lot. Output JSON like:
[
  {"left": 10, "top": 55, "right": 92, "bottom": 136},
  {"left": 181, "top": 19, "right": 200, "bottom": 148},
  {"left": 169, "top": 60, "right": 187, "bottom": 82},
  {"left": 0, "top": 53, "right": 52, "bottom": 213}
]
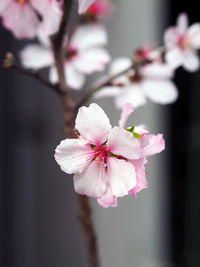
[{"left": 75, "top": 58, "right": 151, "bottom": 111}]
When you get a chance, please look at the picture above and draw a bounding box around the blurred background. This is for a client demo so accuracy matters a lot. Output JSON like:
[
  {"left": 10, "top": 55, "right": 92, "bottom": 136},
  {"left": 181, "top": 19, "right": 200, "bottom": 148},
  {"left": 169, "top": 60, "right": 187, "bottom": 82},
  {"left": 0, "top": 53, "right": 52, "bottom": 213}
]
[{"left": 0, "top": 0, "right": 200, "bottom": 267}]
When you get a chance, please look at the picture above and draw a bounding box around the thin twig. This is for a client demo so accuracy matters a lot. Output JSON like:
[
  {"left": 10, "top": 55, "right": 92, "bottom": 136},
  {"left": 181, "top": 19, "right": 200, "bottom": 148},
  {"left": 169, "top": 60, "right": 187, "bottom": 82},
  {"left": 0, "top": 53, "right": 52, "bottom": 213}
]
[
  {"left": 11, "top": 64, "right": 63, "bottom": 95},
  {"left": 75, "top": 58, "right": 151, "bottom": 111}
]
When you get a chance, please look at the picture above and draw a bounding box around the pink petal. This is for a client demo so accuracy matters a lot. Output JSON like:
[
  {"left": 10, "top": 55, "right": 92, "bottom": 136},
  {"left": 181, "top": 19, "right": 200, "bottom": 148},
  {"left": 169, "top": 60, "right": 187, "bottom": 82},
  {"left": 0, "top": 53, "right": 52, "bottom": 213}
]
[
  {"left": 142, "top": 79, "right": 178, "bottom": 104},
  {"left": 73, "top": 161, "right": 107, "bottom": 197},
  {"left": 97, "top": 187, "right": 118, "bottom": 208},
  {"left": 108, "top": 126, "right": 140, "bottom": 160},
  {"left": 118, "top": 103, "right": 134, "bottom": 128},
  {"left": 0, "top": 0, "right": 11, "bottom": 14},
  {"left": 94, "top": 86, "right": 121, "bottom": 99},
  {"left": 141, "top": 134, "right": 165, "bottom": 158},
  {"left": 129, "top": 158, "right": 148, "bottom": 198},
  {"left": 2, "top": 3, "right": 39, "bottom": 39},
  {"left": 55, "top": 139, "right": 94, "bottom": 174},
  {"left": 108, "top": 157, "right": 136, "bottom": 197},
  {"left": 164, "top": 27, "right": 179, "bottom": 49},
  {"left": 165, "top": 48, "right": 184, "bottom": 69},
  {"left": 71, "top": 24, "right": 107, "bottom": 50},
  {"left": 20, "top": 44, "right": 53, "bottom": 69},
  {"left": 182, "top": 49, "right": 200, "bottom": 72},
  {"left": 78, "top": 0, "right": 95, "bottom": 14},
  {"left": 176, "top": 13, "right": 188, "bottom": 34},
  {"left": 65, "top": 63, "right": 86, "bottom": 90},
  {"left": 115, "top": 85, "right": 146, "bottom": 109},
  {"left": 109, "top": 57, "right": 132, "bottom": 76},
  {"left": 73, "top": 47, "right": 110, "bottom": 74},
  {"left": 75, "top": 103, "right": 112, "bottom": 146},
  {"left": 188, "top": 23, "right": 200, "bottom": 49},
  {"left": 141, "top": 63, "right": 174, "bottom": 79}
]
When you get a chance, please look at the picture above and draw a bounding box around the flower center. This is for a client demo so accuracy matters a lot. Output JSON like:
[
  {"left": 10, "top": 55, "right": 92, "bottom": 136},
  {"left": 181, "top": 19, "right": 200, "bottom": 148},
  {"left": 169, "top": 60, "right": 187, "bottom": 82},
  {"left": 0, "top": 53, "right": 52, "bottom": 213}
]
[
  {"left": 66, "top": 47, "right": 77, "bottom": 61},
  {"left": 92, "top": 144, "right": 109, "bottom": 168},
  {"left": 177, "top": 34, "right": 189, "bottom": 50},
  {"left": 15, "top": 0, "right": 28, "bottom": 4}
]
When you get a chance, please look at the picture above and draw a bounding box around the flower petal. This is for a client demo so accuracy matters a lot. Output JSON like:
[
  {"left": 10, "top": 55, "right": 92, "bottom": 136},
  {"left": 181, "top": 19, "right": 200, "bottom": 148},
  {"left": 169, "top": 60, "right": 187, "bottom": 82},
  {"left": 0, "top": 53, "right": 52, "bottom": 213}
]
[
  {"left": 0, "top": 0, "right": 11, "bottom": 14},
  {"left": 109, "top": 57, "right": 132, "bottom": 76},
  {"left": 188, "top": 23, "right": 200, "bottom": 49},
  {"left": 141, "top": 134, "right": 165, "bottom": 157},
  {"left": 129, "top": 158, "right": 148, "bottom": 198},
  {"left": 73, "top": 162, "right": 107, "bottom": 197},
  {"left": 94, "top": 86, "right": 121, "bottom": 99},
  {"left": 165, "top": 48, "right": 184, "bottom": 69},
  {"left": 142, "top": 79, "right": 178, "bottom": 104},
  {"left": 2, "top": 3, "right": 39, "bottom": 39},
  {"left": 108, "top": 126, "right": 140, "bottom": 159},
  {"left": 65, "top": 62, "right": 86, "bottom": 90},
  {"left": 75, "top": 103, "right": 112, "bottom": 146},
  {"left": 55, "top": 139, "right": 94, "bottom": 174},
  {"left": 108, "top": 158, "right": 136, "bottom": 197},
  {"left": 118, "top": 103, "right": 134, "bottom": 128},
  {"left": 20, "top": 45, "right": 53, "bottom": 69},
  {"left": 115, "top": 85, "right": 146, "bottom": 109},
  {"left": 71, "top": 24, "right": 107, "bottom": 50},
  {"left": 73, "top": 47, "right": 110, "bottom": 74},
  {"left": 164, "top": 27, "right": 179, "bottom": 49},
  {"left": 182, "top": 49, "right": 200, "bottom": 72},
  {"left": 141, "top": 63, "right": 174, "bottom": 79},
  {"left": 97, "top": 187, "right": 118, "bottom": 208},
  {"left": 177, "top": 13, "right": 188, "bottom": 34},
  {"left": 78, "top": 0, "right": 95, "bottom": 14}
]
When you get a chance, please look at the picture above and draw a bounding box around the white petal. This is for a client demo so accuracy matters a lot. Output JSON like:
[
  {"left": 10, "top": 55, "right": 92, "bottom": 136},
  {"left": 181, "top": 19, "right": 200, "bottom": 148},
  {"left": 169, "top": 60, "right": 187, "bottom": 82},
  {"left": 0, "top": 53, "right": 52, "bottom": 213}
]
[
  {"left": 94, "top": 86, "right": 121, "bottom": 99},
  {"left": 75, "top": 103, "right": 112, "bottom": 146},
  {"left": 142, "top": 79, "right": 178, "bottom": 104},
  {"left": 0, "top": 0, "right": 11, "bottom": 14},
  {"left": 108, "top": 158, "right": 136, "bottom": 197},
  {"left": 115, "top": 85, "right": 146, "bottom": 109},
  {"left": 177, "top": 13, "right": 188, "bottom": 34},
  {"left": 165, "top": 48, "right": 184, "bottom": 69},
  {"left": 71, "top": 24, "right": 108, "bottom": 50},
  {"left": 164, "top": 27, "right": 179, "bottom": 49},
  {"left": 78, "top": 0, "right": 95, "bottom": 14},
  {"left": 188, "top": 23, "right": 200, "bottom": 49},
  {"left": 73, "top": 48, "right": 110, "bottom": 74},
  {"left": 74, "top": 162, "right": 107, "bottom": 197},
  {"left": 182, "top": 49, "right": 200, "bottom": 72},
  {"left": 20, "top": 45, "right": 53, "bottom": 69},
  {"left": 49, "top": 66, "right": 58, "bottom": 84},
  {"left": 108, "top": 126, "right": 140, "bottom": 160},
  {"left": 141, "top": 134, "right": 165, "bottom": 158},
  {"left": 55, "top": 139, "right": 93, "bottom": 174},
  {"left": 118, "top": 103, "right": 134, "bottom": 128},
  {"left": 65, "top": 62, "right": 86, "bottom": 90},
  {"left": 141, "top": 62, "right": 174, "bottom": 79},
  {"left": 2, "top": 3, "right": 40, "bottom": 39},
  {"left": 109, "top": 57, "right": 132, "bottom": 75},
  {"left": 97, "top": 187, "right": 118, "bottom": 208}
]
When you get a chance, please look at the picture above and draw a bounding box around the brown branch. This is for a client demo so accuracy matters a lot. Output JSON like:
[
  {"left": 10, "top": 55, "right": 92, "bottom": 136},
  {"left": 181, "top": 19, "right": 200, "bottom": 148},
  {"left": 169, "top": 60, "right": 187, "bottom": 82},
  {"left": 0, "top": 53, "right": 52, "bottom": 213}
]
[
  {"left": 10, "top": 64, "right": 63, "bottom": 95},
  {"left": 75, "top": 58, "right": 151, "bottom": 111}
]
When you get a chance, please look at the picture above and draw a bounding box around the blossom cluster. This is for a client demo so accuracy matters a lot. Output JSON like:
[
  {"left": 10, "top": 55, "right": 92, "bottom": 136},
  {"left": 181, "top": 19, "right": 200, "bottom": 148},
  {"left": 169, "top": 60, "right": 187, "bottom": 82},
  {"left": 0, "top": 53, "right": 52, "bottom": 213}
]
[{"left": 55, "top": 103, "right": 165, "bottom": 207}]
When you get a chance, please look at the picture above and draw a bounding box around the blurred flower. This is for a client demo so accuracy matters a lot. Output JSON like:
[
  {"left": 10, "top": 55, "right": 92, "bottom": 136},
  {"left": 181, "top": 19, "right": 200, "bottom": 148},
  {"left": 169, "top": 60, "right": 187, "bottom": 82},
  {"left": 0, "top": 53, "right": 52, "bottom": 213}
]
[
  {"left": 55, "top": 103, "right": 141, "bottom": 207},
  {"left": 95, "top": 57, "right": 178, "bottom": 109},
  {"left": 20, "top": 24, "right": 110, "bottom": 90},
  {"left": 164, "top": 13, "right": 200, "bottom": 72},
  {"left": 0, "top": 0, "right": 62, "bottom": 39},
  {"left": 78, "top": 0, "right": 96, "bottom": 14},
  {"left": 86, "top": 0, "right": 114, "bottom": 19}
]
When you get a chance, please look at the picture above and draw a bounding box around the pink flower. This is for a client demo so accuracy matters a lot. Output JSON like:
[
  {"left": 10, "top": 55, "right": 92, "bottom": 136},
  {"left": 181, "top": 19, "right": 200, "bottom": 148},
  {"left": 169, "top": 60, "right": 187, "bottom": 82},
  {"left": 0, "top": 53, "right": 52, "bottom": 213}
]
[
  {"left": 164, "top": 13, "right": 200, "bottom": 72},
  {"left": 20, "top": 24, "right": 110, "bottom": 90},
  {"left": 55, "top": 103, "right": 141, "bottom": 207},
  {"left": 0, "top": 0, "right": 62, "bottom": 39},
  {"left": 87, "top": 0, "right": 113, "bottom": 19},
  {"left": 118, "top": 103, "right": 165, "bottom": 198},
  {"left": 95, "top": 57, "right": 178, "bottom": 109},
  {"left": 78, "top": 0, "right": 96, "bottom": 14}
]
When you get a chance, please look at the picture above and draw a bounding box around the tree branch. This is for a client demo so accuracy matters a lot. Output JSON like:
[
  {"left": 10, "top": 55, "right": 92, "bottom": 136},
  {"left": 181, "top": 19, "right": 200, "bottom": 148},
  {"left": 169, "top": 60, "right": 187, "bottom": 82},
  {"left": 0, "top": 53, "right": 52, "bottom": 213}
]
[{"left": 75, "top": 58, "right": 151, "bottom": 111}]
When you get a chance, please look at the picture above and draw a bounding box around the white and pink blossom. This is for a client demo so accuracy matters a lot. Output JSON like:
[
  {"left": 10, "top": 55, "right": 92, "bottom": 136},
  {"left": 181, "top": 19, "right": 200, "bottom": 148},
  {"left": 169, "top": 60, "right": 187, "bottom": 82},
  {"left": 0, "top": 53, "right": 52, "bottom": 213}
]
[
  {"left": 20, "top": 24, "right": 110, "bottom": 90},
  {"left": 164, "top": 13, "right": 200, "bottom": 72},
  {"left": 87, "top": 0, "right": 113, "bottom": 19},
  {"left": 55, "top": 103, "right": 141, "bottom": 207},
  {"left": 78, "top": 0, "right": 96, "bottom": 14},
  {"left": 95, "top": 57, "right": 178, "bottom": 109},
  {"left": 0, "top": 0, "right": 62, "bottom": 39}
]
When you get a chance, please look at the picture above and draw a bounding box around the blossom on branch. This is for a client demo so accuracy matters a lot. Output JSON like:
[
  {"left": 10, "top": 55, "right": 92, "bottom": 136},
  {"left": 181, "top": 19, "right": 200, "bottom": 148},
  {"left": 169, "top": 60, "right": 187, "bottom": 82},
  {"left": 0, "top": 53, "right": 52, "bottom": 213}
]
[
  {"left": 0, "top": 0, "right": 62, "bottom": 39},
  {"left": 20, "top": 24, "right": 110, "bottom": 89},
  {"left": 95, "top": 57, "right": 178, "bottom": 109},
  {"left": 164, "top": 13, "right": 200, "bottom": 72},
  {"left": 55, "top": 103, "right": 165, "bottom": 208}
]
